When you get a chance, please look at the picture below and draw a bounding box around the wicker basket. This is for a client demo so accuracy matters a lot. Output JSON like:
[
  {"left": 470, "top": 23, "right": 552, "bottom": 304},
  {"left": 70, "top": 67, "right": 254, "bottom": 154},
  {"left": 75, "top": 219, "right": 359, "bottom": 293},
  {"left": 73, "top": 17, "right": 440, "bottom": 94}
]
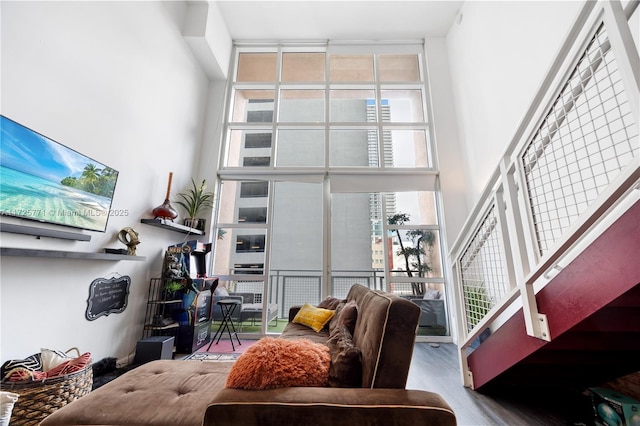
[{"left": 0, "top": 351, "right": 93, "bottom": 426}]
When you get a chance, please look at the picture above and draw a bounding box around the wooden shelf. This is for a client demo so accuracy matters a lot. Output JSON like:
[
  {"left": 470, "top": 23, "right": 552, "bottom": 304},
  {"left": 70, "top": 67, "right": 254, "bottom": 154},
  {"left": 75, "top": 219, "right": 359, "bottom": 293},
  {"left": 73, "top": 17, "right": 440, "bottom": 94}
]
[
  {"left": 140, "top": 218, "right": 204, "bottom": 235},
  {"left": 0, "top": 247, "right": 146, "bottom": 261}
]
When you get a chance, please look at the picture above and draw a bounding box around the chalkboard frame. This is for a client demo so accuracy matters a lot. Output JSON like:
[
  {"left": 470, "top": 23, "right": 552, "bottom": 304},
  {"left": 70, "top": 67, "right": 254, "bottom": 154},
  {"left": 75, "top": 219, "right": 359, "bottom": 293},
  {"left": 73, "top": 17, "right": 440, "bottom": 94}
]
[{"left": 86, "top": 275, "right": 131, "bottom": 321}]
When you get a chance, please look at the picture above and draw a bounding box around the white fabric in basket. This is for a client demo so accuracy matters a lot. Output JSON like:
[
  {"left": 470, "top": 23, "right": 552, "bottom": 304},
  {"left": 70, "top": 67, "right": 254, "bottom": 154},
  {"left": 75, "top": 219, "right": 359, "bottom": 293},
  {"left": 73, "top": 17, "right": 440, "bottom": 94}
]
[{"left": 0, "top": 391, "right": 19, "bottom": 426}]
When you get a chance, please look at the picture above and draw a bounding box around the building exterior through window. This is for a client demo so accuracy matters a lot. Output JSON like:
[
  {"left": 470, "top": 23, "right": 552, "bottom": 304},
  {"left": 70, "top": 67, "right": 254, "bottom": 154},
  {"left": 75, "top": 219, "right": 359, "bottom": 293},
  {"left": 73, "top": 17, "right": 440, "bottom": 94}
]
[{"left": 213, "top": 44, "right": 449, "bottom": 339}]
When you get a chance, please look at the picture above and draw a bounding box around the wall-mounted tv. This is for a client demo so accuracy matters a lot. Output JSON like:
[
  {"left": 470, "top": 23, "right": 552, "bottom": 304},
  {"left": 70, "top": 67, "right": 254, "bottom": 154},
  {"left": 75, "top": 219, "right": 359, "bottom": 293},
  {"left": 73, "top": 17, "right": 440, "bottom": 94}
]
[{"left": 0, "top": 115, "right": 119, "bottom": 232}]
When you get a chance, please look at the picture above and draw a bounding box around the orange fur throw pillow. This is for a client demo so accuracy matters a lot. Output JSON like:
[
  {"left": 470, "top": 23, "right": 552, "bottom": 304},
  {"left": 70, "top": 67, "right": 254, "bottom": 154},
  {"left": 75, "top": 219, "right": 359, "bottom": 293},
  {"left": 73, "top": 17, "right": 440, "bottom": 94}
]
[{"left": 226, "top": 337, "right": 330, "bottom": 390}]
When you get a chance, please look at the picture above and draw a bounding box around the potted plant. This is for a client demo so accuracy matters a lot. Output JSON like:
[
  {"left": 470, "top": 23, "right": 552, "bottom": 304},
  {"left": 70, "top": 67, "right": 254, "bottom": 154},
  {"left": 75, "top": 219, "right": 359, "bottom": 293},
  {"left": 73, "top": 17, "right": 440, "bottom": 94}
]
[
  {"left": 175, "top": 178, "right": 215, "bottom": 230},
  {"left": 388, "top": 212, "right": 436, "bottom": 296}
]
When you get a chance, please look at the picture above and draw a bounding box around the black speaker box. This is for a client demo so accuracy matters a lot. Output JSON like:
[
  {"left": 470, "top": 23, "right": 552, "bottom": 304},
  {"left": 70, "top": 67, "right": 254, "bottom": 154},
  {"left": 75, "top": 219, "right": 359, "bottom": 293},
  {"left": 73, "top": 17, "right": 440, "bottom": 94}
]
[{"left": 134, "top": 336, "right": 174, "bottom": 364}]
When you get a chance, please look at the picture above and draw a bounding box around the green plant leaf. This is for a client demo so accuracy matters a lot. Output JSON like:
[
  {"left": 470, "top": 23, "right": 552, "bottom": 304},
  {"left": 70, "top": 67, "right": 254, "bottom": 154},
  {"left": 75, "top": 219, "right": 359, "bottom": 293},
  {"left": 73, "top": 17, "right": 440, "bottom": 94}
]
[{"left": 174, "top": 178, "right": 215, "bottom": 218}]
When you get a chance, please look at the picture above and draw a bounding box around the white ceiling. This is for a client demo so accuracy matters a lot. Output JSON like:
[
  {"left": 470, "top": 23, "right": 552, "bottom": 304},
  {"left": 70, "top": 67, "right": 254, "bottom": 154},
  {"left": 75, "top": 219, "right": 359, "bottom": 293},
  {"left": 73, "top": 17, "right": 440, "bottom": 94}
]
[{"left": 216, "top": 1, "right": 464, "bottom": 41}]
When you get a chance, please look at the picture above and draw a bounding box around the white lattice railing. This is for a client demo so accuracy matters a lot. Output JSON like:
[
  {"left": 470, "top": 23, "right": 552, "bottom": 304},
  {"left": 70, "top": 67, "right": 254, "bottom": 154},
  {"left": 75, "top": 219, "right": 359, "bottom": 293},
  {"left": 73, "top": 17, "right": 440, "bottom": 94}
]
[{"left": 448, "top": 0, "right": 640, "bottom": 388}]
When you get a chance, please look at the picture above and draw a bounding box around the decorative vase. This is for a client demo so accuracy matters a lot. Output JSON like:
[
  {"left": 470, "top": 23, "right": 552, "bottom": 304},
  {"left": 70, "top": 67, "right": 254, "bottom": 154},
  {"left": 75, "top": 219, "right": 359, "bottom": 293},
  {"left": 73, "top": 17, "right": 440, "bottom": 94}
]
[{"left": 152, "top": 172, "right": 179, "bottom": 220}]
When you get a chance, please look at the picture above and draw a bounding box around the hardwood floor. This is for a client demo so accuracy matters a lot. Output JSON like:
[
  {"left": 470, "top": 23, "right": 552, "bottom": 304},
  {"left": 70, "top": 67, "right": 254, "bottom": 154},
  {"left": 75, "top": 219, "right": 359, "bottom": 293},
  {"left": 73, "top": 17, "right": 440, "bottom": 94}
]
[{"left": 407, "top": 343, "right": 595, "bottom": 426}]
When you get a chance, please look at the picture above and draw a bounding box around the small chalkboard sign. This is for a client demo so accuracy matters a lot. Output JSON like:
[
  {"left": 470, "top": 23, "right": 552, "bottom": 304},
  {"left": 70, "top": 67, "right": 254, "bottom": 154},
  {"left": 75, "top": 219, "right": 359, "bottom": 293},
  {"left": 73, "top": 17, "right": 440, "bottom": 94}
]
[{"left": 86, "top": 275, "right": 131, "bottom": 321}]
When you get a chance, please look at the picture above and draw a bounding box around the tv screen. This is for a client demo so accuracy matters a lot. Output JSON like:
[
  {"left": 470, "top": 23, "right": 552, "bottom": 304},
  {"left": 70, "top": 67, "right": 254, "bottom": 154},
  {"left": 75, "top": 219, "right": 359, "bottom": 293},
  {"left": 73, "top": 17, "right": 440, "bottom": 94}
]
[{"left": 0, "top": 115, "right": 119, "bottom": 232}]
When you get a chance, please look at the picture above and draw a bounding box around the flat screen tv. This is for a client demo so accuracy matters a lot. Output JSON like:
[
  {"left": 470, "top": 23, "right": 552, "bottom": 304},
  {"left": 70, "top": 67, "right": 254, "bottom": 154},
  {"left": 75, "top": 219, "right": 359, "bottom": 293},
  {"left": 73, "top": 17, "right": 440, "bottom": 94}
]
[{"left": 0, "top": 115, "right": 119, "bottom": 232}]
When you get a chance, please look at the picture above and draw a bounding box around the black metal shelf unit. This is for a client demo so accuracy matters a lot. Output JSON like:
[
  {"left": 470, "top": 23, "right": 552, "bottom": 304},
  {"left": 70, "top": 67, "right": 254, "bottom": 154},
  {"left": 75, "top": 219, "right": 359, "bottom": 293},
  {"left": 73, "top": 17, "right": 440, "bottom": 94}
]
[
  {"left": 142, "top": 278, "right": 182, "bottom": 345},
  {"left": 142, "top": 277, "right": 218, "bottom": 354}
]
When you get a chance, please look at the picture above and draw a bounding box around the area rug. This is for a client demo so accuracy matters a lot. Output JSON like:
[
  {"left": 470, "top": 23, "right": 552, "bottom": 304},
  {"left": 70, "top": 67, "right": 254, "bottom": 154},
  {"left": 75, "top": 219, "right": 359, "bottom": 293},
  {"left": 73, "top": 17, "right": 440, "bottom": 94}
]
[
  {"left": 184, "top": 338, "right": 259, "bottom": 361},
  {"left": 184, "top": 352, "right": 240, "bottom": 361}
]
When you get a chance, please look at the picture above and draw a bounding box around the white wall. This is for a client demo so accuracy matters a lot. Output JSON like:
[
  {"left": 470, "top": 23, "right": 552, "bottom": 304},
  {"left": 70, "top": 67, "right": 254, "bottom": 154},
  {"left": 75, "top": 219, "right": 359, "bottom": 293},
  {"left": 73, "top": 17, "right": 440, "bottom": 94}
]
[
  {"left": 0, "top": 1, "right": 221, "bottom": 363},
  {"left": 424, "top": 38, "right": 468, "bottom": 249},
  {"left": 445, "top": 1, "right": 584, "bottom": 211}
]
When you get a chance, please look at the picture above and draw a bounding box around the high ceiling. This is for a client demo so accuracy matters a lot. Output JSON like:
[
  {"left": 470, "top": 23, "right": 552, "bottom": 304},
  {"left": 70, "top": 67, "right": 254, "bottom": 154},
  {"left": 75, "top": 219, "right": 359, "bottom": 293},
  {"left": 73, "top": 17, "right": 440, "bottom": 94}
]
[{"left": 216, "top": 1, "right": 464, "bottom": 41}]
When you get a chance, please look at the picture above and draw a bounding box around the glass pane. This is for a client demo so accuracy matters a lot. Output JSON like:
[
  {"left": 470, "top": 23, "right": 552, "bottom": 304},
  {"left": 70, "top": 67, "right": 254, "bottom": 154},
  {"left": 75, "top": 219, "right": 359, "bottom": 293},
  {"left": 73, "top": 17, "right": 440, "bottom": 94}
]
[
  {"left": 384, "top": 129, "right": 430, "bottom": 167},
  {"left": 388, "top": 229, "right": 443, "bottom": 279},
  {"left": 238, "top": 207, "right": 267, "bottom": 223},
  {"left": 236, "top": 233, "right": 266, "bottom": 253},
  {"left": 330, "top": 90, "right": 376, "bottom": 122},
  {"left": 329, "top": 54, "right": 374, "bottom": 82},
  {"left": 236, "top": 52, "right": 277, "bottom": 82},
  {"left": 282, "top": 52, "right": 326, "bottom": 82},
  {"left": 211, "top": 278, "right": 274, "bottom": 336},
  {"left": 379, "top": 55, "right": 420, "bottom": 82},
  {"left": 330, "top": 129, "right": 377, "bottom": 167},
  {"left": 276, "top": 129, "right": 324, "bottom": 167},
  {"left": 386, "top": 191, "right": 438, "bottom": 225},
  {"left": 380, "top": 90, "right": 424, "bottom": 122},
  {"left": 217, "top": 180, "right": 269, "bottom": 224},
  {"left": 213, "top": 227, "right": 266, "bottom": 276},
  {"left": 226, "top": 130, "right": 272, "bottom": 167},
  {"left": 270, "top": 182, "right": 323, "bottom": 331},
  {"left": 231, "top": 90, "right": 275, "bottom": 122},
  {"left": 240, "top": 182, "right": 269, "bottom": 198},
  {"left": 391, "top": 282, "right": 447, "bottom": 336},
  {"left": 331, "top": 193, "right": 384, "bottom": 296},
  {"left": 279, "top": 90, "right": 325, "bottom": 122},
  {"left": 243, "top": 157, "right": 270, "bottom": 167}
]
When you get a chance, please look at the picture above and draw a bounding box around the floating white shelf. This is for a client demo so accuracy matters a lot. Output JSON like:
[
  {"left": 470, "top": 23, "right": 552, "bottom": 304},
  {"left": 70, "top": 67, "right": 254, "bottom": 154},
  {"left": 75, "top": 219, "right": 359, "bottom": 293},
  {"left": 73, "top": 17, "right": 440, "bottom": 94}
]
[
  {"left": 0, "top": 247, "right": 146, "bottom": 261},
  {"left": 140, "top": 218, "right": 205, "bottom": 235}
]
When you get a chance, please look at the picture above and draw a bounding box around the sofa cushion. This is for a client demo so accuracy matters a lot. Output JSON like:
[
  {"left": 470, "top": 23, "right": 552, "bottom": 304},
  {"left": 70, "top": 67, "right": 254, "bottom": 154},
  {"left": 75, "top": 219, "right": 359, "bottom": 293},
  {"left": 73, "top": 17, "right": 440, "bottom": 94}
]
[
  {"left": 347, "top": 285, "right": 420, "bottom": 389},
  {"left": 292, "top": 303, "right": 335, "bottom": 332},
  {"left": 317, "top": 296, "right": 342, "bottom": 310},
  {"left": 279, "top": 322, "right": 330, "bottom": 344},
  {"left": 424, "top": 289, "right": 441, "bottom": 299},
  {"left": 226, "top": 338, "right": 330, "bottom": 390},
  {"left": 327, "top": 325, "right": 362, "bottom": 388},
  {"left": 40, "top": 360, "right": 233, "bottom": 426},
  {"left": 206, "top": 388, "right": 457, "bottom": 426},
  {"left": 329, "top": 300, "right": 358, "bottom": 335}
]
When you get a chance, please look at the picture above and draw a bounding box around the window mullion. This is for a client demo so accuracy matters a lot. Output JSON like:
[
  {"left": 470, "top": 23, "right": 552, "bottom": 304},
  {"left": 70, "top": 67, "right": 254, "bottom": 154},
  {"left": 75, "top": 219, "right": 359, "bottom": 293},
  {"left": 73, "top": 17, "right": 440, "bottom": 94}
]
[
  {"left": 271, "top": 47, "right": 282, "bottom": 167},
  {"left": 374, "top": 54, "right": 384, "bottom": 170},
  {"left": 324, "top": 48, "right": 331, "bottom": 171}
]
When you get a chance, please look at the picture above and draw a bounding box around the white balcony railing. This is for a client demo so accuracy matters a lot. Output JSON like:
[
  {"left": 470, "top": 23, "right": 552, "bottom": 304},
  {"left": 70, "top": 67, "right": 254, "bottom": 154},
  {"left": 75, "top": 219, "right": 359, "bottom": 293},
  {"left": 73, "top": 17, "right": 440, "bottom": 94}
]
[{"left": 448, "top": 0, "right": 640, "bottom": 388}]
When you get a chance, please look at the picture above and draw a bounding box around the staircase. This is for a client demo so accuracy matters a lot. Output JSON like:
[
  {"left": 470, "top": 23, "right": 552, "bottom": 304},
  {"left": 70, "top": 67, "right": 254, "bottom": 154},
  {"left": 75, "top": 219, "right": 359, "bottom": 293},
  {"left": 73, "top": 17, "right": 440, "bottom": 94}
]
[
  {"left": 448, "top": 0, "right": 640, "bottom": 392},
  {"left": 467, "top": 200, "right": 640, "bottom": 390}
]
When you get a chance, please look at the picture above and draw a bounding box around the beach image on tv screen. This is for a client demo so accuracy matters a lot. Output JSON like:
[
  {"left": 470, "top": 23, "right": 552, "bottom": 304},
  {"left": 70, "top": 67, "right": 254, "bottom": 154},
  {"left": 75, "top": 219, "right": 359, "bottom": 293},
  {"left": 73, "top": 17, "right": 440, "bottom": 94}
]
[{"left": 0, "top": 116, "right": 119, "bottom": 232}]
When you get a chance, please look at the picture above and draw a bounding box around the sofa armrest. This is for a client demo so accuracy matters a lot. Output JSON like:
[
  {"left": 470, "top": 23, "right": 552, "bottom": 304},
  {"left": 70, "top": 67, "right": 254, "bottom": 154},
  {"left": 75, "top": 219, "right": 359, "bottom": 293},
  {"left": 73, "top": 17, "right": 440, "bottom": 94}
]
[{"left": 205, "top": 387, "right": 456, "bottom": 425}]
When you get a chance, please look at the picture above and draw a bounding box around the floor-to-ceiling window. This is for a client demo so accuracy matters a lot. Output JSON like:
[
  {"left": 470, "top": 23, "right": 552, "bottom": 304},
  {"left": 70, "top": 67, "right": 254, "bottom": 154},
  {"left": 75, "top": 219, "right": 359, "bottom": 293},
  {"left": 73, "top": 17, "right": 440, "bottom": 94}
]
[{"left": 213, "top": 43, "right": 449, "bottom": 339}]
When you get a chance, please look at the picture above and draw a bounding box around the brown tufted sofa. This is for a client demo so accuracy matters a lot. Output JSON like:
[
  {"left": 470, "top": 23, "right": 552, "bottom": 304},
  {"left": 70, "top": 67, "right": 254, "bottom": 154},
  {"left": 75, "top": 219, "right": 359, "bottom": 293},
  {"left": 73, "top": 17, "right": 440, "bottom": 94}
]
[{"left": 41, "top": 284, "right": 456, "bottom": 426}]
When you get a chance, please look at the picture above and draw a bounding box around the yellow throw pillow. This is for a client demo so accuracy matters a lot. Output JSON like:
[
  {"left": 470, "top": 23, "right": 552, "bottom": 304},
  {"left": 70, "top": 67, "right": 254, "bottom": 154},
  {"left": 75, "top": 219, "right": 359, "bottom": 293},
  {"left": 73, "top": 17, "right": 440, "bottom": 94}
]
[{"left": 293, "top": 303, "right": 336, "bottom": 332}]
